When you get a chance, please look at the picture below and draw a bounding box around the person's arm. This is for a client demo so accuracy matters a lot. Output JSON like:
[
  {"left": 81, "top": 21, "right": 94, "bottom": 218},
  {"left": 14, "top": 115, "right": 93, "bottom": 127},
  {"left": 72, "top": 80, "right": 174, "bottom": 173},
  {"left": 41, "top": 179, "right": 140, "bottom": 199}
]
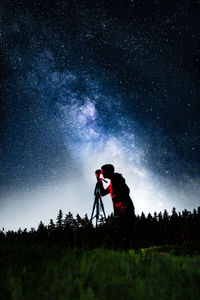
[{"left": 97, "top": 180, "right": 110, "bottom": 196}]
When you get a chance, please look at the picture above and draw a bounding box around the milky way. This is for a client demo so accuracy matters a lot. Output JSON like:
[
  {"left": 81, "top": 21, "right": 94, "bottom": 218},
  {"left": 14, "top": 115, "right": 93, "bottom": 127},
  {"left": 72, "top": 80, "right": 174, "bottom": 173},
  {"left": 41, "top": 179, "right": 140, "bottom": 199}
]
[{"left": 0, "top": 0, "right": 200, "bottom": 230}]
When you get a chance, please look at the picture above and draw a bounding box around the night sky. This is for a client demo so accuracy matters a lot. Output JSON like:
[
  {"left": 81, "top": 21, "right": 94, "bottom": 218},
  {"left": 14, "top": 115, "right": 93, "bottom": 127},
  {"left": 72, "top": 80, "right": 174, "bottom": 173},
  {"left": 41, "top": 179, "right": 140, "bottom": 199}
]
[{"left": 1, "top": 0, "right": 200, "bottom": 230}]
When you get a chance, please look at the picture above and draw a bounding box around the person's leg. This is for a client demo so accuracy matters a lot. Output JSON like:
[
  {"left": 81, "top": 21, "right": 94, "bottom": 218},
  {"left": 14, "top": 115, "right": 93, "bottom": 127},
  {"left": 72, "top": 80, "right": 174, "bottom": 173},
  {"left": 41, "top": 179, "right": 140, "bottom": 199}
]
[{"left": 121, "top": 212, "right": 135, "bottom": 249}]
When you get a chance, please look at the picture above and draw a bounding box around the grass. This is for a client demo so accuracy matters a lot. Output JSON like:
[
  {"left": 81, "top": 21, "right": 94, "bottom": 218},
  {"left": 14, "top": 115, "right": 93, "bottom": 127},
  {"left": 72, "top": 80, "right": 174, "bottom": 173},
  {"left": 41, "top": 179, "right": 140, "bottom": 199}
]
[{"left": 0, "top": 242, "right": 200, "bottom": 300}]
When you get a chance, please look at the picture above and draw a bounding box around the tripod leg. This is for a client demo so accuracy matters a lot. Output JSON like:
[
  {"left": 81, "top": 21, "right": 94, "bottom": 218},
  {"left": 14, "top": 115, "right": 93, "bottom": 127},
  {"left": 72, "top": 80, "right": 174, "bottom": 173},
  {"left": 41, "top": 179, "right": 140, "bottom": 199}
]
[
  {"left": 91, "top": 197, "right": 97, "bottom": 221},
  {"left": 96, "top": 196, "right": 99, "bottom": 227},
  {"left": 99, "top": 196, "right": 106, "bottom": 219},
  {"left": 91, "top": 184, "right": 107, "bottom": 226}
]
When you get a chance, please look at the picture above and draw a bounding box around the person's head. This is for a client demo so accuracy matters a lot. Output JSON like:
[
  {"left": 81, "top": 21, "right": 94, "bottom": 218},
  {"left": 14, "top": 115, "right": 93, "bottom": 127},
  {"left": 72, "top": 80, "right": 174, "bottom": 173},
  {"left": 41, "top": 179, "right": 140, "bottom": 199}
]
[{"left": 101, "top": 164, "right": 115, "bottom": 179}]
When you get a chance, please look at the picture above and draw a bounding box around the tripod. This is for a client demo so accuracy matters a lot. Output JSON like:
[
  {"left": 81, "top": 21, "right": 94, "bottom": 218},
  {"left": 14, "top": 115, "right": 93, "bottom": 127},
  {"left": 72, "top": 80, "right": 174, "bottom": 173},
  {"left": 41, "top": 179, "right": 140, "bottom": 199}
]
[{"left": 90, "top": 181, "right": 106, "bottom": 227}]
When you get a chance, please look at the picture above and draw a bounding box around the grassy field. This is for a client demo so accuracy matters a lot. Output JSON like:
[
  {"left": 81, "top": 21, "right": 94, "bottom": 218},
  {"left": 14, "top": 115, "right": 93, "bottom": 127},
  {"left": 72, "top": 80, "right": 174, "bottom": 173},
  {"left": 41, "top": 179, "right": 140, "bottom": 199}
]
[{"left": 0, "top": 242, "right": 200, "bottom": 300}]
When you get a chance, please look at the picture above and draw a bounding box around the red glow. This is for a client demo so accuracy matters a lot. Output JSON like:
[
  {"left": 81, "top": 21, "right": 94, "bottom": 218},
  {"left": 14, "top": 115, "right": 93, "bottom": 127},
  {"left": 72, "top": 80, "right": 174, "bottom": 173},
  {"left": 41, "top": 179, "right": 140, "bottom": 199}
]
[
  {"left": 99, "top": 171, "right": 104, "bottom": 180},
  {"left": 115, "top": 202, "right": 121, "bottom": 208}
]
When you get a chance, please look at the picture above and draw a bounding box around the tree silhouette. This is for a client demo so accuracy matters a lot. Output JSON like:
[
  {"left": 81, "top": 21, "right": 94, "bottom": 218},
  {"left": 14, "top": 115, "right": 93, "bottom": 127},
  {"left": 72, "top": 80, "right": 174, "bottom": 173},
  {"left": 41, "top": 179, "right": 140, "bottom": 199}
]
[
  {"left": 48, "top": 219, "right": 56, "bottom": 231},
  {"left": 1, "top": 206, "right": 200, "bottom": 251},
  {"left": 64, "top": 212, "right": 75, "bottom": 230},
  {"left": 56, "top": 209, "right": 63, "bottom": 229}
]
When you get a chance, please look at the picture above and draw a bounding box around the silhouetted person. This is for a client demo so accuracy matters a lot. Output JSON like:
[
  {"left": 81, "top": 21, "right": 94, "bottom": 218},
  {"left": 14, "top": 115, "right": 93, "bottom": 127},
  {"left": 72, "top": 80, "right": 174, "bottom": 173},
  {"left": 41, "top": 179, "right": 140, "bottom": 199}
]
[{"left": 97, "top": 164, "right": 135, "bottom": 248}]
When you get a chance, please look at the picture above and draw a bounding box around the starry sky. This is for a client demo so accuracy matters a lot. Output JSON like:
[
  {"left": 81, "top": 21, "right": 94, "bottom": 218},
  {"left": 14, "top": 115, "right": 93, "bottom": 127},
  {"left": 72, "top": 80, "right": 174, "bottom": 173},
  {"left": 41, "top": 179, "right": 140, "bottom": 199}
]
[{"left": 1, "top": 0, "right": 200, "bottom": 230}]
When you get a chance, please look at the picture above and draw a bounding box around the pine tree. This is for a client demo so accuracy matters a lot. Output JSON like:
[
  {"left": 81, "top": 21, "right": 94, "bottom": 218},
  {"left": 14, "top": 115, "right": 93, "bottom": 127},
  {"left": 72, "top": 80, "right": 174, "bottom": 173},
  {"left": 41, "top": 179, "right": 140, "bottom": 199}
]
[
  {"left": 82, "top": 214, "right": 92, "bottom": 228},
  {"left": 63, "top": 212, "right": 74, "bottom": 229},
  {"left": 193, "top": 209, "right": 197, "bottom": 219},
  {"left": 17, "top": 228, "right": 22, "bottom": 235},
  {"left": 182, "top": 209, "right": 190, "bottom": 220},
  {"left": 147, "top": 213, "right": 152, "bottom": 222},
  {"left": 56, "top": 210, "right": 63, "bottom": 228},
  {"left": 140, "top": 212, "right": 146, "bottom": 221},
  {"left": 198, "top": 207, "right": 200, "bottom": 217},
  {"left": 163, "top": 209, "right": 169, "bottom": 221},
  {"left": 158, "top": 211, "right": 163, "bottom": 222},
  {"left": 153, "top": 212, "right": 158, "bottom": 222},
  {"left": 48, "top": 219, "right": 56, "bottom": 230},
  {"left": 171, "top": 207, "right": 178, "bottom": 220},
  {"left": 76, "top": 214, "right": 82, "bottom": 228},
  {"left": 38, "top": 221, "right": 45, "bottom": 232}
]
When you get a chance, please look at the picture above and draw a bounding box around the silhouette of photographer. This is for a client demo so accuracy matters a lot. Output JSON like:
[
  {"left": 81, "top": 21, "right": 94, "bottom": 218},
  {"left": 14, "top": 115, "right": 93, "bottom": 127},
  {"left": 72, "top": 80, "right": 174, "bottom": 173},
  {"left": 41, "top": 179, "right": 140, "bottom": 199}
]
[{"left": 96, "top": 164, "right": 135, "bottom": 247}]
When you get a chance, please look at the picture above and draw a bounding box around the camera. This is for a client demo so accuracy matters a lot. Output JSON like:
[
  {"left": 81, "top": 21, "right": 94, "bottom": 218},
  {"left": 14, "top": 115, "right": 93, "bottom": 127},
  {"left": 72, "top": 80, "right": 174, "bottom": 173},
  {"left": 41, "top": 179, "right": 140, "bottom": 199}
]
[
  {"left": 95, "top": 169, "right": 102, "bottom": 176},
  {"left": 95, "top": 169, "right": 107, "bottom": 183}
]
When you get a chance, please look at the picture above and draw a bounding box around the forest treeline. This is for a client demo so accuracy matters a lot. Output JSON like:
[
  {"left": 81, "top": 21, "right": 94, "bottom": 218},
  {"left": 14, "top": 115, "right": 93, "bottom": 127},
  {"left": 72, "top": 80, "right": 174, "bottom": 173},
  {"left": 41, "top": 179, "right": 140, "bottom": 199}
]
[{"left": 1, "top": 207, "right": 200, "bottom": 250}]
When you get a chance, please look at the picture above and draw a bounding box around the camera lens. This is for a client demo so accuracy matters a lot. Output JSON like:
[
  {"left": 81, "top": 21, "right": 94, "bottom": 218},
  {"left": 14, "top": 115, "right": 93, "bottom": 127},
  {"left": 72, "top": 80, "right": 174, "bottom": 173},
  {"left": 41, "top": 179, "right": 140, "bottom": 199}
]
[{"left": 95, "top": 169, "right": 102, "bottom": 175}]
